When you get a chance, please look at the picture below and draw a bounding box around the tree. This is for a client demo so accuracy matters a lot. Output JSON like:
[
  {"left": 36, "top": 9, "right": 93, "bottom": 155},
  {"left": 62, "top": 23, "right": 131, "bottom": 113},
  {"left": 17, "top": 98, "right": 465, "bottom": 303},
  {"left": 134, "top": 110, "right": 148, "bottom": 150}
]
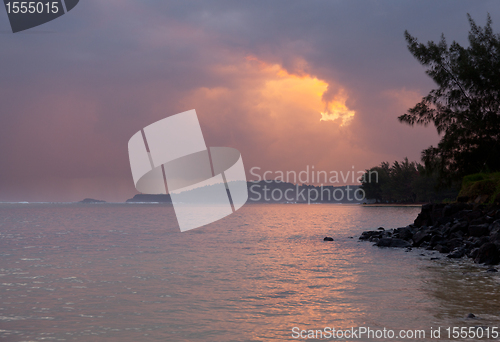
[
  {"left": 388, "top": 158, "right": 419, "bottom": 202},
  {"left": 399, "top": 14, "right": 500, "bottom": 183},
  {"left": 360, "top": 158, "right": 459, "bottom": 203},
  {"left": 361, "top": 162, "right": 390, "bottom": 203},
  {"left": 361, "top": 159, "right": 419, "bottom": 203}
]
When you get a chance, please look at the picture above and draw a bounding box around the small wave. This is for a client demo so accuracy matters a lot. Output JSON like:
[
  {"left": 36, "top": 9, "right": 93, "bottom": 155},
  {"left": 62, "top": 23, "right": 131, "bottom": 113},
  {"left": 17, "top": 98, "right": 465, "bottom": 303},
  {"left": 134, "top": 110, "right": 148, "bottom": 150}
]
[{"left": 0, "top": 316, "right": 25, "bottom": 321}]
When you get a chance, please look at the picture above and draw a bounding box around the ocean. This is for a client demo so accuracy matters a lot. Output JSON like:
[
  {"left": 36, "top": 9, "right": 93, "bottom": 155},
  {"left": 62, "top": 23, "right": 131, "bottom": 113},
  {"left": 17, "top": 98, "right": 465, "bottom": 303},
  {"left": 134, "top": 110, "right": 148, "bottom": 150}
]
[{"left": 0, "top": 203, "right": 499, "bottom": 341}]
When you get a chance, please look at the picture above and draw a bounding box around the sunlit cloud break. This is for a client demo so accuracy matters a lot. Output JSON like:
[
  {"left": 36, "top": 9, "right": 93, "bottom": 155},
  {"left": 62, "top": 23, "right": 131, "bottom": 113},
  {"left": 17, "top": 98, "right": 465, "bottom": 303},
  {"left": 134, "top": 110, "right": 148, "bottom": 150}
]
[
  {"left": 247, "top": 56, "right": 355, "bottom": 126},
  {"left": 320, "top": 89, "right": 356, "bottom": 126}
]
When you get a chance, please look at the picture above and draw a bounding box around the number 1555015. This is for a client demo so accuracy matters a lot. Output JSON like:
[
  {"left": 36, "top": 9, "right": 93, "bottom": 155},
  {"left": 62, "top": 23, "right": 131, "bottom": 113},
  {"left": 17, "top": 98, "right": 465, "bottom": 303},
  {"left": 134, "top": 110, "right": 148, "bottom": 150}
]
[{"left": 5, "top": 2, "right": 59, "bottom": 14}]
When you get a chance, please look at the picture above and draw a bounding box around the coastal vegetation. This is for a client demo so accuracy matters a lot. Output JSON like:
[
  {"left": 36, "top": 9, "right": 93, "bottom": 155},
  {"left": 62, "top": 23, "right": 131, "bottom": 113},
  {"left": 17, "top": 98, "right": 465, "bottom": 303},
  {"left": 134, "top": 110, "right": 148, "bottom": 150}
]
[
  {"left": 400, "top": 14, "right": 500, "bottom": 184},
  {"left": 363, "top": 14, "right": 500, "bottom": 204},
  {"left": 458, "top": 172, "right": 500, "bottom": 204},
  {"left": 360, "top": 15, "right": 500, "bottom": 268},
  {"left": 360, "top": 158, "right": 458, "bottom": 203}
]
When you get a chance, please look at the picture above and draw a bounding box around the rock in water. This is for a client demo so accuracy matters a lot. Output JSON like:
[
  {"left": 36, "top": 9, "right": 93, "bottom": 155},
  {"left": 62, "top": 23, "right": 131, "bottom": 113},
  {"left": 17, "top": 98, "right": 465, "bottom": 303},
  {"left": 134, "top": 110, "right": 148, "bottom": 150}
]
[
  {"left": 434, "top": 244, "right": 450, "bottom": 254},
  {"left": 359, "top": 231, "right": 382, "bottom": 240},
  {"left": 412, "top": 230, "right": 431, "bottom": 247},
  {"left": 394, "top": 226, "right": 413, "bottom": 240},
  {"left": 375, "top": 238, "right": 411, "bottom": 248},
  {"left": 323, "top": 237, "right": 334, "bottom": 241},
  {"left": 474, "top": 243, "right": 500, "bottom": 265},
  {"left": 447, "top": 248, "right": 465, "bottom": 259}
]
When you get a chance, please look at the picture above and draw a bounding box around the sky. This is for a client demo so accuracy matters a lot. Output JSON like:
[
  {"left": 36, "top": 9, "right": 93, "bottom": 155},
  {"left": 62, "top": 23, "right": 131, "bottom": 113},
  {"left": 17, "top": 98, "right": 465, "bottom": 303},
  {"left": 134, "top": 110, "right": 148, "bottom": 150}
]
[{"left": 0, "top": 0, "right": 499, "bottom": 202}]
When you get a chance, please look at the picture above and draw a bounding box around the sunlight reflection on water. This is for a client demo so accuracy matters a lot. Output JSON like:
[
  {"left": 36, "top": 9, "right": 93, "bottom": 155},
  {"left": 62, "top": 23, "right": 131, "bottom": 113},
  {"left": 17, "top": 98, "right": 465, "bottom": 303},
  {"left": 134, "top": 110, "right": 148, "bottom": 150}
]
[{"left": 0, "top": 203, "right": 499, "bottom": 341}]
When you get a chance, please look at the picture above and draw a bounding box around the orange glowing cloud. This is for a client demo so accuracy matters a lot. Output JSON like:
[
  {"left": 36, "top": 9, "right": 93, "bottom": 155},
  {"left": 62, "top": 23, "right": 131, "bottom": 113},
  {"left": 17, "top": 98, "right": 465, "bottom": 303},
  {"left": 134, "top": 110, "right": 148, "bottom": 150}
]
[
  {"left": 246, "top": 57, "right": 356, "bottom": 126},
  {"left": 184, "top": 56, "right": 355, "bottom": 132},
  {"left": 320, "top": 89, "right": 356, "bottom": 126},
  {"left": 179, "top": 56, "right": 366, "bottom": 181}
]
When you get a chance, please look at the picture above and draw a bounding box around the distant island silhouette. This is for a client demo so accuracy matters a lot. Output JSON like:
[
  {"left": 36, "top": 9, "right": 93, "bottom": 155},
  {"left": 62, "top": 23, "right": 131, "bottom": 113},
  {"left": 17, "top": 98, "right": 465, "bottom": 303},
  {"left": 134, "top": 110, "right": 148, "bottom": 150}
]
[
  {"left": 79, "top": 198, "right": 106, "bottom": 204},
  {"left": 126, "top": 194, "right": 172, "bottom": 203},
  {"left": 125, "top": 181, "right": 364, "bottom": 204}
]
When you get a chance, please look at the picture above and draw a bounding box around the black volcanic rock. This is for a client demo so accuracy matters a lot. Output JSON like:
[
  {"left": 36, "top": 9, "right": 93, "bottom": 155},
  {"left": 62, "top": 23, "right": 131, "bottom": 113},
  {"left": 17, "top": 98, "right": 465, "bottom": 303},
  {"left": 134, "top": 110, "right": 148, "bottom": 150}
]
[
  {"left": 468, "top": 224, "right": 490, "bottom": 237},
  {"left": 434, "top": 244, "right": 450, "bottom": 254},
  {"left": 375, "top": 238, "right": 411, "bottom": 248},
  {"left": 359, "top": 230, "right": 383, "bottom": 240},
  {"left": 474, "top": 243, "right": 500, "bottom": 265},
  {"left": 394, "top": 226, "right": 413, "bottom": 240},
  {"left": 412, "top": 229, "right": 431, "bottom": 247},
  {"left": 447, "top": 248, "right": 466, "bottom": 259},
  {"left": 360, "top": 203, "right": 500, "bottom": 264}
]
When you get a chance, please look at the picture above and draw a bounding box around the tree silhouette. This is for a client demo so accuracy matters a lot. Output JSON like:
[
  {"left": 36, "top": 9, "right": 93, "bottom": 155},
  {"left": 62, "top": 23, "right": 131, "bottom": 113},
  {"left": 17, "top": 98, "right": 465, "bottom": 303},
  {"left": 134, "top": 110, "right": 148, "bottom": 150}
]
[{"left": 399, "top": 14, "right": 500, "bottom": 183}]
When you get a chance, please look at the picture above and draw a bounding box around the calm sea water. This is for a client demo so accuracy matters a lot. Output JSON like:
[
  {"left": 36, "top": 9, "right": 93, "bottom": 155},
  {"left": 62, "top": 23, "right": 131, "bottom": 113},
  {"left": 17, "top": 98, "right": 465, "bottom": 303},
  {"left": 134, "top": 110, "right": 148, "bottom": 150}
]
[{"left": 0, "top": 203, "right": 499, "bottom": 341}]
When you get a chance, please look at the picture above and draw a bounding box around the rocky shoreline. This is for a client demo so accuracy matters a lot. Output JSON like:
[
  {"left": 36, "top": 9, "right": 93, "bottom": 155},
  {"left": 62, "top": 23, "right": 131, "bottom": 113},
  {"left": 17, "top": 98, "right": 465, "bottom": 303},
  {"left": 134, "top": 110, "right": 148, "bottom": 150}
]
[{"left": 359, "top": 203, "right": 500, "bottom": 266}]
